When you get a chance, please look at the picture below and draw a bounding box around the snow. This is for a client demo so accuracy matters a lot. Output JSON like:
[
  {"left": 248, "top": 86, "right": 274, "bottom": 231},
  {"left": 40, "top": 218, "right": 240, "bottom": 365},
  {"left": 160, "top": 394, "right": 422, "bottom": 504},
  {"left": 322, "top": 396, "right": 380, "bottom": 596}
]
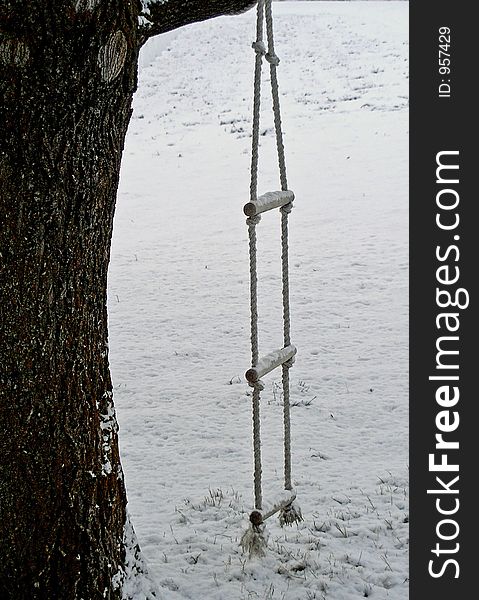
[
  {"left": 100, "top": 391, "right": 117, "bottom": 476},
  {"left": 74, "top": 0, "right": 101, "bottom": 12},
  {"left": 246, "top": 345, "right": 297, "bottom": 383},
  {"left": 245, "top": 190, "right": 294, "bottom": 217},
  {"left": 113, "top": 513, "right": 160, "bottom": 599},
  {"left": 109, "top": 2, "right": 409, "bottom": 598}
]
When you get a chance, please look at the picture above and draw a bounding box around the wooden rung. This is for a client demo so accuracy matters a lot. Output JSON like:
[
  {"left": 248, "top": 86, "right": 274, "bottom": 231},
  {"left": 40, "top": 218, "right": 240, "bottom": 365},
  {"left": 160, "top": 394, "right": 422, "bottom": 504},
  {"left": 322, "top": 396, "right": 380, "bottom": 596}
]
[
  {"left": 262, "top": 489, "right": 296, "bottom": 521},
  {"left": 245, "top": 344, "right": 296, "bottom": 384},
  {"left": 250, "top": 489, "right": 296, "bottom": 524},
  {"left": 243, "top": 190, "right": 294, "bottom": 217}
]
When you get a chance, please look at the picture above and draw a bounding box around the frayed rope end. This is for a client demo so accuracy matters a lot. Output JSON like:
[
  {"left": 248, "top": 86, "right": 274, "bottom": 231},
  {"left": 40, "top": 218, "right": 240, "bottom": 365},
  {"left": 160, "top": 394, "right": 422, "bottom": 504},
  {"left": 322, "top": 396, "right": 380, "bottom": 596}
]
[
  {"left": 240, "top": 510, "right": 268, "bottom": 558},
  {"left": 279, "top": 501, "right": 303, "bottom": 527},
  {"left": 240, "top": 524, "right": 267, "bottom": 558}
]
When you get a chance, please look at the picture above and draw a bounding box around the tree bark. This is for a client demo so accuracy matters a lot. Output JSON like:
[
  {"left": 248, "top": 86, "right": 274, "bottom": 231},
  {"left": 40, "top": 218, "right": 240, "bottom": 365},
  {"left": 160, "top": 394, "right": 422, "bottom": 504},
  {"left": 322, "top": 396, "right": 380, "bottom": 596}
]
[
  {"left": 139, "top": 0, "right": 257, "bottom": 42},
  {"left": 0, "top": 2, "right": 140, "bottom": 597},
  {"left": 0, "top": 1, "right": 255, "bottom": 598}
]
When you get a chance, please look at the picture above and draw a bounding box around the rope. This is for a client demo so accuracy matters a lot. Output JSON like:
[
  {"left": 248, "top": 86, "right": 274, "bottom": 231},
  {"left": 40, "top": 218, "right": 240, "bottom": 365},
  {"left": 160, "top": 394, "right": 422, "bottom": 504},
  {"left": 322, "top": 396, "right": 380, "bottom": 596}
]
[
  {"left": 280, "top": 205, "right": 292, "bottom": 348},
  {"left": 282, "top": 364, "right": 292, "bottom": 490},
  {"left": 249, "top": 0, "right": 265, "bottom": 203},
  {"left": 281, "top": 204, "right": 293, "bottom": 491},
  {"left": 247, "top": 213, "right": 262, "bottom": 511},
  {"left": 247, "top": 215, "right": 260, "bottom": 367},
  {"left": 264, "top": 0, "right": 288, "bottom": 191},
  {"left": 246, "top": 0, "right": 295, "bottom": 518},
  {"left": 252, "top": 384, "right": 262, "bottom": 510}
]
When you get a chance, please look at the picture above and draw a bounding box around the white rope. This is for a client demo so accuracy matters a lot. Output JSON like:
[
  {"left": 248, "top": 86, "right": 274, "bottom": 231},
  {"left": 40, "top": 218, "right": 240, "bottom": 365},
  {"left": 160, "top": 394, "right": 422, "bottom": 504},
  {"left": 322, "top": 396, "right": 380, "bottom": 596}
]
[
  {"left": 252, "top": 384, "right": 262, "bottom": 510},
  {"left": 245, "top": 0, "right": 299, "bottom": 530},
  {"left": 249, "top": 0, "right": 265, "bottom": 204},
  {"left": 247, "top": 212, "right": 262, "bottom": 511},
  {"left": 264, "top": 0, "right": 288, "bottom": 192},
  {"left": 281, "top": 204, "right": 293, "bottom": 491}
]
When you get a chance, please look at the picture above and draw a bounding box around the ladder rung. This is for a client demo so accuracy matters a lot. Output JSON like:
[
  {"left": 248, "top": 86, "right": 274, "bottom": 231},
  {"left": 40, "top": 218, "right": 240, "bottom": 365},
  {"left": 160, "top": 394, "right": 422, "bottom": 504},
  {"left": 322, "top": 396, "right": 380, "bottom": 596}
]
[
  {"left": 243, "top": 190, "right": 294, "bottom": 217},
  {"left": 260, "top": 489, "right": 297, "bottom": 522},
  {"left": 245, "top": 344, "right": 296, "bottom": 384}
]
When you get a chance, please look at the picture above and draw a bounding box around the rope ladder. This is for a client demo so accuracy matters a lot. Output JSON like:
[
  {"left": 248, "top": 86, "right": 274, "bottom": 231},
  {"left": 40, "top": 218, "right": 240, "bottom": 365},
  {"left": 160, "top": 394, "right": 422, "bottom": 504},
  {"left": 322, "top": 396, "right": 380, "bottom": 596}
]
[{"left": 241, "top": 0, "right": 302, "bottom": 557}]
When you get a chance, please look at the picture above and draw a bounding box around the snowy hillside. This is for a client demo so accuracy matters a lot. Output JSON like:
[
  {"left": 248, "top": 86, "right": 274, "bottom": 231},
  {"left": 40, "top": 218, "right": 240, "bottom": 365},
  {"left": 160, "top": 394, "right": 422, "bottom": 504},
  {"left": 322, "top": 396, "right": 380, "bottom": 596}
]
[{"left": 109, "top": 1, "right": 409, "bottom": 598}]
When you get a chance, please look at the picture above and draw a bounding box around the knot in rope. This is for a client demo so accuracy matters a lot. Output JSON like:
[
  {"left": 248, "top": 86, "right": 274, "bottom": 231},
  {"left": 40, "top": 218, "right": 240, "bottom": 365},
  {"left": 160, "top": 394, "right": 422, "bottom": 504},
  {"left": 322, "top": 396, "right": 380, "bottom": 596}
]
[
  {"left": 246, "top": 214, "right": 261, "bottom": 227},
  {"left": 280, "top": 202, "right": 293, "bottom": 215},
  {"left": 252, "top": 40, "right": 267, "bottom": 56},
  {"left": 265, "top": 52, "right": 280, "bottom": 66},
  {"left": 249, "top": 379, "right": 265, "bottom": 390}
]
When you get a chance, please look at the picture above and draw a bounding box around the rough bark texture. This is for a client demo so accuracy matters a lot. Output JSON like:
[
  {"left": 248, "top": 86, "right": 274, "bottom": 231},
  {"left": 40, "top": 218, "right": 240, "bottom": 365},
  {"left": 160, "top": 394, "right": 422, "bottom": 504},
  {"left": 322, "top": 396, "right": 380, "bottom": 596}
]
[
  {"left": 0, "top": 2, "right": 139, "bottom": 597},
  {"left": 0, "top": 0, "right": 255, "bottom": 598},
  {"left": 139, "top": 0, "right": 257, "bottom": 42}
]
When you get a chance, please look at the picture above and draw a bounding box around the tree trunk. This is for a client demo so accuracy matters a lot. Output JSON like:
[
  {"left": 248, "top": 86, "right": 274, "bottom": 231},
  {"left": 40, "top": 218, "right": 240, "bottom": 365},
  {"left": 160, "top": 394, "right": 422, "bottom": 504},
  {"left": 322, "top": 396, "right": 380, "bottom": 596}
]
[
  {"left": 0, "top": 1, "right": 256, "bottom": 597},
  {"left": 0, "top": 4, "right": 139, "bottom": 598}
]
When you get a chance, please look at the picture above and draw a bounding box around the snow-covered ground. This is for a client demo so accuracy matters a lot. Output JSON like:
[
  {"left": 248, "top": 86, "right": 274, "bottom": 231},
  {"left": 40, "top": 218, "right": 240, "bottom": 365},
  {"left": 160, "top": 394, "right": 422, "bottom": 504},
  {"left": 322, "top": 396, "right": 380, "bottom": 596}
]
[{"left": 109, "top": 2, "right": 409, "bottom": 598}]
